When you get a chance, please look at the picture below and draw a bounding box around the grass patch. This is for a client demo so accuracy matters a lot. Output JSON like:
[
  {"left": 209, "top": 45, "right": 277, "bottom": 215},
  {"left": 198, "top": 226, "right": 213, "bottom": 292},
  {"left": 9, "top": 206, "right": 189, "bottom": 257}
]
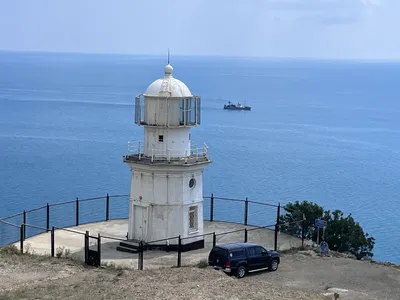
[
  {"left": 196, "top": 259, "right": 209, "bottom": 268},
  {"left": 101, "top": 261, "right": 130, "bottom": 271},
  {"left": 0, "top": 245, "right": 21, "bottom": 256},
  {"left": 279, "top": 245, "right": 311, "bottom": 255}
]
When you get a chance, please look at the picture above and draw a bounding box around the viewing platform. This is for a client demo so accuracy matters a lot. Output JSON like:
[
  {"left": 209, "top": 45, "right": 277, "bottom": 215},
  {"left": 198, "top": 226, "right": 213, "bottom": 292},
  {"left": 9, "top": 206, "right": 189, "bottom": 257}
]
[
  {"left": 0, "top": 193, "right": 306, "bottom": 270},
  {"left": 11, "top": 220, "right": 303, "bottom": 270},
  {"left": 123, "top": 141, "right": 211, "bottom": 165}
]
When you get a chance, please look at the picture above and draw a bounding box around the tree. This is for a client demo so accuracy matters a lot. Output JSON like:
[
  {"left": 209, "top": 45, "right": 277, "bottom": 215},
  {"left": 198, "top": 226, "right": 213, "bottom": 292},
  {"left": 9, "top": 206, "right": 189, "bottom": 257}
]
[{"left": 279, "top": 201, "right": 375, "bottom": 260}]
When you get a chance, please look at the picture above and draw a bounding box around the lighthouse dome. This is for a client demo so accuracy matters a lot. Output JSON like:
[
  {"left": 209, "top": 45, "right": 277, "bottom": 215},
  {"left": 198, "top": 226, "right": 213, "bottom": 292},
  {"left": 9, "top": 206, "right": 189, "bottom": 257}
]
[{"left": 144, "top": 64, "right": 192, "bottom": 98}]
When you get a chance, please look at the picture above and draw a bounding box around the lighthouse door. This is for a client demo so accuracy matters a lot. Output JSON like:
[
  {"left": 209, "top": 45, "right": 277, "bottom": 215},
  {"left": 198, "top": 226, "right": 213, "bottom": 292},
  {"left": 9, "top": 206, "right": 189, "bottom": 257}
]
[{"left": 134, "top": 205, "right": 148, "bottom": 241}]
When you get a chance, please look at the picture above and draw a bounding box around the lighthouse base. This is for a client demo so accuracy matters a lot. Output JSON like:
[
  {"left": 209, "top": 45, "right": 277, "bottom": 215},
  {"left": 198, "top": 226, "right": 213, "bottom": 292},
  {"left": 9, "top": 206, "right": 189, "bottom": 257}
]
[
  {"left": 117, "top": 239, "right": 204, "bottom": 254},
  {"left": 146, "top": 238, "right": 204, "bottom": 252}
]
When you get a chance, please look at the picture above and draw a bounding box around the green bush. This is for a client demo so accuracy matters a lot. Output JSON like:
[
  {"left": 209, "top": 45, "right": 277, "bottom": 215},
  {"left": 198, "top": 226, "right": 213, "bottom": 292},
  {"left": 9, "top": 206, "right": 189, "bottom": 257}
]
[
  {"left": 0, "top": 245, "right": 21, "bottom": 256},
  {"left": 280, "top": 201, "right": 375, "bottom": 260}
]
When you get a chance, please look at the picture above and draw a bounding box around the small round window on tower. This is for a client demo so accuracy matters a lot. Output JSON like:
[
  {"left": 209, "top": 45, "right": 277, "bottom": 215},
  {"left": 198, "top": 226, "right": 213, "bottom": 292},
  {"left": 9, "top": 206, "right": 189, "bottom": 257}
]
[{"left": 189, "top": 178, "right": 196, "bottom": 188}]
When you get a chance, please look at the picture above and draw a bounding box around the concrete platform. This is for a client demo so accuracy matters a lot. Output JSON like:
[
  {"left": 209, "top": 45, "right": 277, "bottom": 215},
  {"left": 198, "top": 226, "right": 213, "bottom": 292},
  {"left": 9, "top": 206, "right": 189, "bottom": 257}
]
[{"left": 15, "top": 219, "right": 303, "bottom": 269}]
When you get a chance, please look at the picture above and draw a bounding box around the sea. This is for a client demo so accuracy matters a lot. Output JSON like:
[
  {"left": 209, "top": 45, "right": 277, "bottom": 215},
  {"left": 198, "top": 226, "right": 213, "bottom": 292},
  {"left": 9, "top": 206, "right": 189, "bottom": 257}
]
[{"left": 0, "top": 51, "right": 399, "bottom": 264}]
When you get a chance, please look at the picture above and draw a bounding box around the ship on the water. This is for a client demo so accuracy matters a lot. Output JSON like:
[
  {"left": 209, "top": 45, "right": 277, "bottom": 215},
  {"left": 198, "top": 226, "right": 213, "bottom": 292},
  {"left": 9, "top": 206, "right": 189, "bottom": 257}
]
[{"left": 223, "top": 101, "right": 251, "bottom": 111}]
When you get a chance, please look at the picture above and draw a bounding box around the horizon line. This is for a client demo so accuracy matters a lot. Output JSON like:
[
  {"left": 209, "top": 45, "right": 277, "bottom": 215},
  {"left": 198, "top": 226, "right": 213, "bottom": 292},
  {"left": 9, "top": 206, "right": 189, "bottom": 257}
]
[{"left": 1, "top": 49, "right": 400, "bottom": 63}]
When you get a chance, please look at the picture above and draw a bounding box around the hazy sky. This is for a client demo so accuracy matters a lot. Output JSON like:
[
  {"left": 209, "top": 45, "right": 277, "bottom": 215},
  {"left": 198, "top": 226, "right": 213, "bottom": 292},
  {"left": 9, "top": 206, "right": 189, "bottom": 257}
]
[{"left": 0, "top": 0, "right": 399, "bottom": 59}]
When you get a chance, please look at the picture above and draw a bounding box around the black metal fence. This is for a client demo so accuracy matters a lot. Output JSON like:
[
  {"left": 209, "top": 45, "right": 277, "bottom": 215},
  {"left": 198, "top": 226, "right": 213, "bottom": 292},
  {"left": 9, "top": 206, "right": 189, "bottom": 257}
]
[
  {"left": 0, "top": 193, "right": 306, "bottom": 270},
  {"left": 0, "top": 194, "right": 129, "bottom": 247}
]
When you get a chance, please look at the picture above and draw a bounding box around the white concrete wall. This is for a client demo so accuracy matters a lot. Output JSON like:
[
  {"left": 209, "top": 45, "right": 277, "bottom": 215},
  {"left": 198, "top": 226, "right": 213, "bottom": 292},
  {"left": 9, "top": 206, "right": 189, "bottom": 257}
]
[
  {"left": 130, "top": 169, "right": 185, "bottom": 205},
  {"left": 144, "top": 127, "right": 191, "bottom": 158},
  {"left": 127, "top": 165, "right": 206, "bottom": 243},
  {"left": 183, "top": 171, "right": 203, "bottom": 205},
  {"left": 140, "top": 202, "right": 203, "bottom": 244},
  {"left": 147, "top": 204, "right": 183, "bottom": 242}
]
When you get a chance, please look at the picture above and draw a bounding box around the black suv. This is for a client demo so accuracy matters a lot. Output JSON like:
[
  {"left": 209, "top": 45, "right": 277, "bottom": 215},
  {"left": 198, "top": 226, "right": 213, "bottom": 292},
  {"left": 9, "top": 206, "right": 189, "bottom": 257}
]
[{"left": 208, "top": 242, "right": 280, "bottom": 278}]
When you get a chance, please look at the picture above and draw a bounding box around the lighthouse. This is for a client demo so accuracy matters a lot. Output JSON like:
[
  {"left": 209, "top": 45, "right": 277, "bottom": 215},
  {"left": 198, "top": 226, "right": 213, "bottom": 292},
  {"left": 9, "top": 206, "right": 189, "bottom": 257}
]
[{"left": 123, "top": 60, "right": 211, "bottom": 251}]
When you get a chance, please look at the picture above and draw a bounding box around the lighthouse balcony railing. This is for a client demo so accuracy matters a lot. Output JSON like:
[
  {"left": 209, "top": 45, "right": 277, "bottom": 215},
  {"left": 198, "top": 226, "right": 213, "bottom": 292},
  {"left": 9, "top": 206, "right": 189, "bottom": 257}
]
[{"left": 126, "top": 141, "right": 209, "bottom": 163}]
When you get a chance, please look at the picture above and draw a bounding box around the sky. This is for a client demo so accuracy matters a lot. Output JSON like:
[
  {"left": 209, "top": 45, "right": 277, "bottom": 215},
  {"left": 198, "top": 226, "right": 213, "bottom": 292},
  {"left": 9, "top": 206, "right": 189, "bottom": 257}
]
[{"left": 0, "top": 0, "right": 399, "bottom": 59}]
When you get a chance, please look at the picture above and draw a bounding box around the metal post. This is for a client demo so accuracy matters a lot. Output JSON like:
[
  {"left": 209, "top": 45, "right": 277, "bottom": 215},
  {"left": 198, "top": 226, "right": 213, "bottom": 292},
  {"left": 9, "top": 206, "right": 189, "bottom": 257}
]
[
  {"left": 97, "top": 234, "right": 101, "bottom": 267},
  {"left": 213, "top": 232, "right": 216, "bottom": 247},
  {"left": 138, "top": 241, "right": 144, "bottom": 270},
  {"left": 274, "top": 202, "right": 281, "bottom": 251},
  {"left": 244, "top": 228, "right": 248, "bottom": 243},
  {"left": 276, "top": 202, "right": 281, "bottom": 227},
  {"left": 141, "top": 242, "right": 144, "bottom": 270},
  {"left": 177, "top": 235, "right": 182, "bottom": 267},
  {"left": 244, "top": 197, "right": 249, "bottom": 226},
  {"left": 301, "top": 220, "right": 305, "bottom": 248},
  {"left": 106, "top": 194, "right": 110, "bottom": 221},
  {"left": 210, "top": 193, "right": 214, "bottom": 222},
  {"left": 20, "top": 225, "right": 24, "bottom": 253},
  {"left": 23, "top": 210, "right": 26, "bottom": 240},
  {"left": 76, "top": 197, "right": 79, "bottom": 226},
  {"left": 137, "top": 242, "right": 141, "bottom": 270},
  {"left": 46, "top": 203, "right": 50, "bottom": 232},
  {"left": 51, "top": 226, "right": 55, "bottom": 257},
  {"left": 84, "top": 231, "right": 89, "bottom": 265}
]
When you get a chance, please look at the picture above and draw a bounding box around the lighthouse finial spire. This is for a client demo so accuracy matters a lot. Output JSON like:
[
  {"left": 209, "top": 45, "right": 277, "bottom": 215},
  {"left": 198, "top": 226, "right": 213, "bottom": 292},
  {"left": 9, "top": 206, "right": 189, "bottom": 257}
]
[{"left": 168, "top": 48, "right": 170, "bottom": 65}]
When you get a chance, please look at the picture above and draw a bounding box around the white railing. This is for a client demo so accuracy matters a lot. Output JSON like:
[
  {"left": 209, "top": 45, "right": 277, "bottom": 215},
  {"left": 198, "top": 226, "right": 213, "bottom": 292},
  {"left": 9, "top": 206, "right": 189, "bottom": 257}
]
[{"left": 127, "top": 141, "right": 208, "bottom": 163}]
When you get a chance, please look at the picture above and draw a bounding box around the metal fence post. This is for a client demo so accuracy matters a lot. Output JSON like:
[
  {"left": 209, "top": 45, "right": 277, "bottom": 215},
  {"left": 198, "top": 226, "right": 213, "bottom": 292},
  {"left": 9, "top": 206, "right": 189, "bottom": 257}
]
[
  {"left": 106, "top": 193, "right": 110, "bottom": 221},
  {"left": 210, "top": 193, "right": 214, "bottom": 222},
  {"left": 274, "top": 202, "right": 281, "bottom": 251},
  {"left": 23, "top": 210, "right": 26, "bottom": 240},
  {"left": 138, "top": 241, "right": 144, "bottom": 270},
  {"left": 98, "top": 234, "right": 101, "bottom": 267},
  {"left": 213, "top": 232, "right": 216, "bottom": 247},
  {"left": 20, "top": 225, "right": 24, "bottom": 253},
  {"left": 276, "top": 202, "right": 281, "bottom": 226},
  {"left": 76, "top": 197, "right": 79, "bottom": 226},
  {"left": 46, "top": 203, "right": 50, "bottom": 232},
  {"left": 244, "top": 228, "right": 248, "bottom": 243},
  {"left": 244, "top": 197, "right": 248, "bottom": 226},
  {"left": 177, "top": 235, "right": 182, "bottom": 267},
  {"left": 84, "top": 231, "right": 89, "bottom": 265},
  {"left": 137, "top": 242, "right": 141, "bottom": 270},
  {"left": 51, "top": 226, "right": 55, "bottom": 257}
]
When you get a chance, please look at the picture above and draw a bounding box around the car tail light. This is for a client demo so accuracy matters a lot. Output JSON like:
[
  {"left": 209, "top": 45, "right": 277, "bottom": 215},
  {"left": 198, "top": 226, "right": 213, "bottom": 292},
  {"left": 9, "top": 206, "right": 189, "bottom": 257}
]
[{"left": 225, "top": 261, "right": 231, "bottom": 268}]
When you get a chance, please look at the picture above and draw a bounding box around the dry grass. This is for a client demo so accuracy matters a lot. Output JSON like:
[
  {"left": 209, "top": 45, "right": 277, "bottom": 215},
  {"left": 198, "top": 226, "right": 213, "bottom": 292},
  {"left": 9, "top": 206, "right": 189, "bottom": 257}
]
[
  {"left": 0, "top": 247, "right": 322, "bottom": 300},
  {"left": 1, "top": 244, "right": 400, "bottom": 300}
]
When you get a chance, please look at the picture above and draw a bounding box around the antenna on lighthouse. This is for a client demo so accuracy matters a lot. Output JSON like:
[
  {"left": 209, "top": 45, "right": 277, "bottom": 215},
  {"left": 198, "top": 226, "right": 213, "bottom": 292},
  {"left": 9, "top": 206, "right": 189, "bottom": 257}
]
[{"left": 168, "top": 48, "right": 170, "bottom": 64}]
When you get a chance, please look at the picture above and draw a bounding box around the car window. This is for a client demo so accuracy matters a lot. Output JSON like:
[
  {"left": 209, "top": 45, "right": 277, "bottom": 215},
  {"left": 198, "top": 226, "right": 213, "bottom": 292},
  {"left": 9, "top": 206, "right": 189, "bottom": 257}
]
[
  {"left": 210, "top": 247, "right": 228, "bottom": 259},
  {"left": 231, "top": 249, "right": 245, "bottom": 257},
  {"left": 254, "top": 246, "right": 263, "bottom": 256},
  {"left": 247, "top": 247, "right": 256, "bottom": 256}
]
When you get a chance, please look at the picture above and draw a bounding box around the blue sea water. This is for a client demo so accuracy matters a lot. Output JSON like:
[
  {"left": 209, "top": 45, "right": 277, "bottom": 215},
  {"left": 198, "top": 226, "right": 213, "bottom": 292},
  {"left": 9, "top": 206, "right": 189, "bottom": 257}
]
[{"left": 0, "top": 51, "right": 399, "bottom": 263}]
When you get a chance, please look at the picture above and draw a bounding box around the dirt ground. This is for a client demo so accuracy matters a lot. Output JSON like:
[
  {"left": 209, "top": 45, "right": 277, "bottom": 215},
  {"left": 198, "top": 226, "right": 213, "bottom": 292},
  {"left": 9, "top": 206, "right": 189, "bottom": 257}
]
[{"left": 0, "top": 247, "right": 399, "bottom": 300}]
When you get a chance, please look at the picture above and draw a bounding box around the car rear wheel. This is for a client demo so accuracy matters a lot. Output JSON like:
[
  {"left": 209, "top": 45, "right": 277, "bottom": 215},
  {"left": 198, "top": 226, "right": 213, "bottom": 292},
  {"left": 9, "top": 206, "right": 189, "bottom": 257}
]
[
  {"left": 236, "top": 265, "right": 247, "bottom": 278},
  {"left": 269, "top": 259, "right": 279, "bottom": 271}
]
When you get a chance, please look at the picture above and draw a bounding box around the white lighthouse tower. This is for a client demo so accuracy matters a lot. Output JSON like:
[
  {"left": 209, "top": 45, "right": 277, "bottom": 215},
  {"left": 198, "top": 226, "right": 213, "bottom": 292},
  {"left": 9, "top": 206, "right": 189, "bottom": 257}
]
[{"left": 123, "top": 59, "right": 211, "bottom": 251}]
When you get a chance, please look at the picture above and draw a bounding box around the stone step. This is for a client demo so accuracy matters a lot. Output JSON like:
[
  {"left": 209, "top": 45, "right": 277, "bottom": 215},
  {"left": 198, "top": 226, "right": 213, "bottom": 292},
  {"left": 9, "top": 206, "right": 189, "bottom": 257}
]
[
  {"left": 116, "top": 245, "right": 139, "bottom": 254},
  {"left": 119, "top": 241, "right": 140, "bottom": 250}
]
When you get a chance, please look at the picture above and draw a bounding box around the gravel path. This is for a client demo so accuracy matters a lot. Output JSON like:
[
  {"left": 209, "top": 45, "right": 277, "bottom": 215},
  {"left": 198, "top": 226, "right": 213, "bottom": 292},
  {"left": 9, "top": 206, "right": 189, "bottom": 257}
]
[{"left": 259, "top": 251, "right": 400, "bottom": 300}]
